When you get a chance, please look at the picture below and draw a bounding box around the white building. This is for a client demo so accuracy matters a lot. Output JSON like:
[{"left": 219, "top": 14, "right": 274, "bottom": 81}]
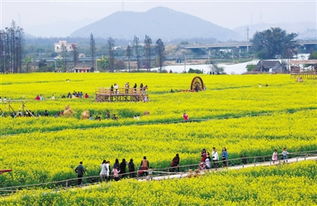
[{"left": 54, "top": 41, "right": 75, "bottom": 53}]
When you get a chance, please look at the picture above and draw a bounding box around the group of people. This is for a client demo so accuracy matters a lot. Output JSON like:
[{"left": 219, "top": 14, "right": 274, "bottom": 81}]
[
  {"left": 74, "top": 156, "right": 150, "bottom": 185},
  {"left": 0, "top": 97, "right": 8, "bottom": 103},
  {"left": 109, "top": 83, "right": 148, "bottom": 95},
  {"left": 272, "top": 148, "right": 289, "bottom": 164},
  {"left": 64, "top": 91, "right": 89, "bottom": 99},
  {"left": 199, "top": 147, "right": 229, "bottom": 170},
  {"left": 74, "top": 148, "right": 292, "bottom": 186}
]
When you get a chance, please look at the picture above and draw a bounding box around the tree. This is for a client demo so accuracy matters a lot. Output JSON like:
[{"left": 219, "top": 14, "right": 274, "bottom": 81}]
[
  {"left": 97, "top": 56, "right": 109, "bottom": 71},
  {"left": 144, "top": 35, "right": 152, "bottom": 71},
  {"left": 133, "top": 36, "right": 140, "bottom": 71},
  {"left": 251, "top": 27, "right": 297, "bottom": 59},
  {"left": 126, "top": 44, "right": 132, "bottom": 72},
  {"left": 0, "top": 21, "right": 24, "bottom": 73},
  {"left": 107, "top": 37, "right": 115, "bottom": 72},
  {"left": 90, "top": 33, "right": 96, "bottom": 71},
  {"left": 23, "top": 56, "right": 32, "bottom": 73},
  {"left": 155, "top": 39, "right": 165, "bottom": 72},
  {"left": 72, "top": 44, "right": 79, "bottom": 68}
]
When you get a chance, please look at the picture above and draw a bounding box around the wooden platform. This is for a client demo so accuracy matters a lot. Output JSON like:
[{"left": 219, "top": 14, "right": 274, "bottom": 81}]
[
  {"left": 96, "top": 88, "right": 149, "bottom": 102},
  {"left": 291, "top": 72, "right": 317, "bottom": 80}
]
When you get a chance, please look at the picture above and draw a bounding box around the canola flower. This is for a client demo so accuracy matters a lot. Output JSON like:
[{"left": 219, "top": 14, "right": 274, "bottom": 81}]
[
  {"left": 0, "top": 161, "right": 316, "bottom": 205},
  {"left": 0, "top": 73, "right": 316, "bottom": 190}
]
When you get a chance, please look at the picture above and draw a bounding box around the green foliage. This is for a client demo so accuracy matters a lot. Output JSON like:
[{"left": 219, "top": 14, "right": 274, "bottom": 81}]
[
  {"left": 246, "top": 64, "right": 256, "bottom": 72},
  {"left": 309, "top": 51, "right": 317, "bottom": 59},
  {"left": 251, "top": 27, "right": 298, "bottom": 59},
  {"left": 188, "top": 68, "right": 202, "bottom": 74}
]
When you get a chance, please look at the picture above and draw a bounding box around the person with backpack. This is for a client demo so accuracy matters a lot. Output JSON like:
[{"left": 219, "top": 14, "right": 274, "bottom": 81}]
[
  {"left": 75, "top": 161, "right": 86, "bottom": 185},
  {"left": 100, "top": 160, "right": 107, "bottom": 182},
  {"left": 138, "top": 156, "right": 149, "bottom": 176}
]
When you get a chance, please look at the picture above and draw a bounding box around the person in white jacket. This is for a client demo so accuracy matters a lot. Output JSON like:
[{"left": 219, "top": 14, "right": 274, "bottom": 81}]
[
  {"left": 212, "top": 147, "right": 219, "bottom": 168},
  {"left": 100, "top": 160, "right": 108, "bottom": 182}
]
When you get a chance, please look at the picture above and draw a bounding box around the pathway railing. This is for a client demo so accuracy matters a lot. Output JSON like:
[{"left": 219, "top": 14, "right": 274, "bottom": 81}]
[{"left": 0, "top": 150, "right": 317, "bottom": 195}]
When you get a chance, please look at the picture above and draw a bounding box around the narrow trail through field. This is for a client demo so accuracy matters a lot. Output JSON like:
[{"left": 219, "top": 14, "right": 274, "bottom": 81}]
[
  {"left": 1, "top": 151, "right": 316, "bottom": 196},
  {"left": 2, "top": 106, "right": 316, "bottom": 136}
]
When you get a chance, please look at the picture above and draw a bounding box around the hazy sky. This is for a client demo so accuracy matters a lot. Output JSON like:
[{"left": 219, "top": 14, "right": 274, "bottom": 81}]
[{"left": 1, "top": 0, "right": 316, "bottom": 37}]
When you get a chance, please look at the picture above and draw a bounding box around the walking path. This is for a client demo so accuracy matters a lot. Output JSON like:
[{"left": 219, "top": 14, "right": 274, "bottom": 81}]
[
  {"left": 144, "top": 155, "right": 317, "bottom": 182},
  {"left": 1, "top": 153, "right": 316, "bottom": 196}
]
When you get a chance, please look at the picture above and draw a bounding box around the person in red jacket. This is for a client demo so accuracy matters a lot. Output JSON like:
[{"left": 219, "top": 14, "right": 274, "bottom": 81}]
[
  {"left": 35, "top": 95, "right": 40, "bottom": 100},
  {"left": 183, "top": 113, "right": 189, "bottom": 121},
  {"left": 84, "top": 93, "right": 89, "bottom": 99}
]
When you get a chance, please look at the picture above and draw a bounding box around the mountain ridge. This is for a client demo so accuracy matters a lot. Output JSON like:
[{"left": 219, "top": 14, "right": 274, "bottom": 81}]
[{"left": 71, "top": 7, "right": 241, "bottom": 41}]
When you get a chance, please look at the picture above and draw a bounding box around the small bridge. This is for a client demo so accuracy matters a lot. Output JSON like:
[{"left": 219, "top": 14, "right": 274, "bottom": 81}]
[{"left": 96, "top": 88, "right": 149, "bottom": 102}]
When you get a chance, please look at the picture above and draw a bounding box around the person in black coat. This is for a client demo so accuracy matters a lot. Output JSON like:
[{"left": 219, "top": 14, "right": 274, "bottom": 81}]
[
  {"left": 119, "top": 159, "right": 127, "bottom": 177},
  {"left": 128, "top": 159, "right": 135, "bottom": 178}
]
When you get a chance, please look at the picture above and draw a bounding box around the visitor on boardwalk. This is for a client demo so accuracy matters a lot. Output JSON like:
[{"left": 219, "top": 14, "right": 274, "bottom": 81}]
[
  {"left": 112, "top": 167, "right": 120, "bottom": 181},
  {"left": 119, "top": 159, "right": 127, "bottom": 177},
  {"left": 183, "top": 113, "right": 189, "bottom": 121},
  {"left": 199, "top": 161, "right": 206, "bottom": 170},
  {"left": 110, "top": 85, "right": 114, "bottom": 94},
  {"left": 44, "top": 110, "right": 49, "bottom": 117},
  {"left": 100, "top": 160, "right": 107, "bottom": 182},
  {"left": 212, "top": 147, "right": 219, "bottom": 168},
  {"left": 205, "top": 152, "right": 211, "bottom": 169},
  {"left": 113, "top": 159, "right": 120, "bottom": 169},
  {"left": 170, "top": 154, "right": 180, "bottom": 172},
  {"left": 35, "top": 95, "right": 40, "bottom": 101},
  {"left": 105, "top": 161, "right": 110, "bottom": 181},
  {"left": 272, "top": 149, "right": 278, "bottom": 164},
  {"left": 133, "top": 83, "right": 137, "bottom": 93},
  {"left": 128, "top": 159, "right": 135, "bottom": 178},
  {"left": 113, "top": 83, "right": 119, "bottom": 94},
  {"left": 138, "top": 156, "right": 150, "bottom": 176},
  {"left": 75, "top": 161, "right": 86, "bottom": 185},
  {"left": 201, "top": 148, "right": 207, "bottom": 162},
  {"left": 125, "top": 82, "right": 130, "bottom": 94},
  {"left": 105, "top": 111, "right": 111, "bottom": 119},
  {"left": 84, "top": 93, "right": 89, "bottom": 98},
  {"left": 282, "top": 148, "right": 289, "bottom": 163},
  {"left": 222, "top": 147, "right": 229, "bottom": 167}
]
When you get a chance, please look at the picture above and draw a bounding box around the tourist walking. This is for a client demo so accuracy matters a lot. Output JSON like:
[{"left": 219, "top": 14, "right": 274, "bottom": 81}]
[
  {"left": 112, "top": 167, "right": 120, "bottom": 181},
  {"left": 170, "top": 154, "right": 180, "bottom": 172},
  {"left": 113, "top": 159, "right": 120, "bottom": 169},
  {"left": 138, "top": 156, "right": 150, "bottom": 176},
  {"left": 75, "top": 161, "right": 86, "bottom": 185},
  {"left": 282, "top": 148, "right": 289, "bottom": 163},
  {"left": 183, "top": 113, "right": 189, "bottom": 121},
  {"left": 212, "top": 147, "right": 219, "bottom": 168},
  {"left": 119, "top": 159, "right": 127, "bottom": 177},
  {"left": 205, "top": 152, "right": 211, "bottom": 169},
  {"left": 272, "top": 149, "right": 278, "bottom": 164},
  {"left": 105, "top": 161, "right": 110, "bottom": 181},
  {"left": 201, "top": 148, "right": 207, "bottom": 162},
  {"left": 222, "top": 147, "right": 229, "bottom": 167},
  {"left": 100, "top": 160, "right": 107, "bottom": 182},
  {"left": 128, "top": 159, "right": 135, "bottom": 177}
]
